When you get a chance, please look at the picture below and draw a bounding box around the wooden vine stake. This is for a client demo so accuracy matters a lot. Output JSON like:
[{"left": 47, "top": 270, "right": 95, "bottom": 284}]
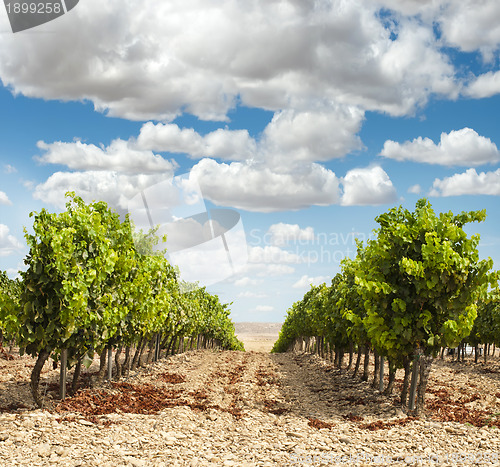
[
  {"left": 408, "top": 350, "right": 420, "bottom": 411},
  {"left": 107, "top": 346, "right": 113, "bottom": 381},
  {"left": 59, "top": 348, "right": 67, "bottom": 400},
  {"left": 379, "top": 356, "right": 384, "bottom": 392}
]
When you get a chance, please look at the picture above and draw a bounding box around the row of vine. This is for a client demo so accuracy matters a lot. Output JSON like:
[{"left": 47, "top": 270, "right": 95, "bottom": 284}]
[
  {"left": 0, "top": 193, "right": 243, "bottom": 406},
  {"left": 272, "top": 199, "right": 499, "bottom": 414}
]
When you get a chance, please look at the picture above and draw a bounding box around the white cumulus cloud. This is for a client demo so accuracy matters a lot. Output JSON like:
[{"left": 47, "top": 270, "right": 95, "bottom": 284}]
[
  {"left": 137, "top": 106, "right": 364, "bottom": 165},
  {"left": 437, "top": 0, "right": 500, "bottom": 59},
  {"left": 408, "top": 184, "right": 422, "bottom": 194},
  {"left": 430, "top": 168, "right": 500, "bottom": 197},
  {"left": 136, "top": 122, "right": 257, "bottom": 161},
  {"left": 376, "top": 0, "right": 500, "bottom": 60},
  {"left": 466, "top": 71, "right": 500, "bottom": 99},
  {"left": 341, "top": 166, "right": 397, "bottom": 206},
  {"left": 0, "top": 224, "right": 23, "bottom": 256},
  {"left": 189, "top": 158, "right": 341, "bottom": 212},
  {"left": 380, "top": 128, "right": 500, "bottom": 166},
  {"left": 33, "top": 171, "right": 174, "bottom": 211},
  {"left": 260, "top": 107, "right": 364, "bottom": 164},
  {"left": 0, "top": 191, "right": 12, "bottom": 206},
  {"left": 36, "top": 139, "right": 176, "bottom": 174},
  {"left": 369, "top": 0, "right": 439, "bottom": 17},
  {"left": 0, "top": 0, "right": 459, "bottom": 120}
]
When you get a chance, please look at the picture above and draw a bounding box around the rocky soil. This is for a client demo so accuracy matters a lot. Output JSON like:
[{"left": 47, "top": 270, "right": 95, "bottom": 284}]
[{"left": 0, "top": 347, "right": 500, "bottom": 466}]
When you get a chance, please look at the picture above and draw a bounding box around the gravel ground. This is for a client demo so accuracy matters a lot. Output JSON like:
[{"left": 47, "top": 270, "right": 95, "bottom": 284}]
[{"left": 0, "top": 348, "right": 499, "bottom": 466}]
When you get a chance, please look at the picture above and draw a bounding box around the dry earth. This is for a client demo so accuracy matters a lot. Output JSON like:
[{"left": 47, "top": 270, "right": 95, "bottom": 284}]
[{"left": 0, "top": 345, "right": 500, "bottom": 466}]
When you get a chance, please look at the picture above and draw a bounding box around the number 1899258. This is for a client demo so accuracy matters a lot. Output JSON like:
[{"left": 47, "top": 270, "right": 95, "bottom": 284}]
[{"left": 5, "top": 2, "right": 62, "bottom": 14}]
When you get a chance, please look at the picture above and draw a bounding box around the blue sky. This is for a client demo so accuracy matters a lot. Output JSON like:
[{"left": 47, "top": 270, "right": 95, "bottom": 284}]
[{"left": 1, "top": 1, "right": 500, "bottom": 322}]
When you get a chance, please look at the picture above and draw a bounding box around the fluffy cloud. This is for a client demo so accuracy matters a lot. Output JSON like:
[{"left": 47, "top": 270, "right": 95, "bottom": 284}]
[
  {"left": 136, "top": 123, "right": 257, "bottom": 161},
  {"left": 33, "top": 128, "right": 401, "bottom": 213},
  {"left": 341, "top": 166, "right": 397, "bottom": 206},
  {"left": 0, "top": 224, "right": 23, "bottom": 256},
  {"left": 137, "top": 106, "right": 365, "bottom": 165},
  {"left": 267, "top": 223, "right": 315, "bottom": 246},
  {"left": 36, "top": 139, "right": 176, "bottom": 174},
  {"left": 466, "top": 71, "right": 500, "bottom": 99},
  {"left": 430, "top": 168, "right": 500, "bottom": 196},
  {"left": 32, "top": 133, "right": 400, "bottom": 214},
  {"left": 369, "top": 0, "right": 439, "bottom": 17},
  {"left": 377, "top": 0, "right": 500, "bottom": 59},
  {"left": 292, "top": 275, "right": 330, "bottom": 289},
  {"left": 33, "top": 136, "right": 400, "bottom": 212},
  {"left": 189, "top": 158, "right": 341, "bottom": 212},
  {"left": 373, "top": 20, "right": 457, "bottom": 106},
  {"left": 0, "top": 191, "right": 12, "bottom": 205},
  {"left": 188, "top": 159, "right": 396, "bottom": 211},
  {"left": 380, "top": 128, "right": 500, "bottom": 166},
  {"left": 437, "top": 1, "right": 500, "bottom": 59},
  {"left": 408, "top": 184, "right": 422, "bottom": 194},
  {"left": 260, "top": 107, "right": 364, "bottom": 164},
  {"left": 0, "top": 0, "right": 458, "bottom": 120},
  {"left": 33, "top": 171, "right": 173, "bottom": 210},
  {"left": 9, "top": 1, "right": 469, "bottom": 213},
  {"left": 32, "top": 139, "right": 177, "bottom": 211}
]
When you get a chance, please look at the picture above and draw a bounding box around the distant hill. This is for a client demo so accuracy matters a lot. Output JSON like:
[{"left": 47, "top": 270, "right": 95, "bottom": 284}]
[
  {"left": 234, "top": 322, "right": 282, "bottom": 335},
  {"left": 233, "top": 322, "right": 282, "bottom": 352}
]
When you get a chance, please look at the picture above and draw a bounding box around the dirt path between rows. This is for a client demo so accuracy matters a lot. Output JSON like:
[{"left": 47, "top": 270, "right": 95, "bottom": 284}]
[{"left": 0, "top": 349, "right": 499, "bottom": 466}]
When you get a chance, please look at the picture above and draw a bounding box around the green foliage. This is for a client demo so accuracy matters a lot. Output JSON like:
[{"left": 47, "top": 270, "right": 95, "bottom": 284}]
[
  {"left": 272, "top": 283, "right": 328, "bottom": 352},
  {"left": 2, "top": 192, "right": 242, "bottom": 367},
  {"left": 324, "top": 271, "right": 357, "bottom": 352},
  {"left": 273, "top": 199, "right": 496, "bottom": 369},
  {"left": 19, "top": 194, "right": 130, "bottom": 360},
  {"left": 335, "top": 256, "right": 369, "bottom": 349},
  {"left": 356, "top": 199, "right": 494, "bottom": 360},
  {"left": 0, "top": 271, "right": 22, "bottom": 339},
  {"left": 469, "top": 295, "right": 500, "bottom": 347}
]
